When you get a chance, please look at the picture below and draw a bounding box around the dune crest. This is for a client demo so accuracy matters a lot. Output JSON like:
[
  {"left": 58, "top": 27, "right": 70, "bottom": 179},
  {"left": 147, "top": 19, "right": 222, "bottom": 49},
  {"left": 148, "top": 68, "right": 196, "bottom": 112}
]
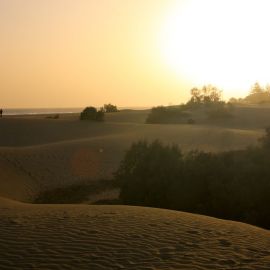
[{"left": 1, "top": 200, "right": 270, "bottom": 269}]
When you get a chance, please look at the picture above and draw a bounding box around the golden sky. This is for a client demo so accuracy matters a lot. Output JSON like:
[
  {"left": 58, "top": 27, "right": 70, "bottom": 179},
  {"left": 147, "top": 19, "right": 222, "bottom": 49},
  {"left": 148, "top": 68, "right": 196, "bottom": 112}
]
[{"left": 1, "top": 0, "right": 270, "bottom": 108}]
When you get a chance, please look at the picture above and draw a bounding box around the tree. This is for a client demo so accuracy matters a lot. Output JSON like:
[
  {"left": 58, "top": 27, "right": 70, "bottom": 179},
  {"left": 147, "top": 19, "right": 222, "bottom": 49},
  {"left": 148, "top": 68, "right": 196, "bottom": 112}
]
[
  {"left": 244, "top": 82, "right": 270, "bottom": 104},
  {"left": 190, "top": 87, "right": 202, "bottom": 103},
  {"left": 115, "top": 132, "right": 270, "bottom": 229},
  {"left": 115, "top": 140, "right": 182, "bottom": 207},
  {"left": 250, "top": 82, "right": 264, "bottom": 95},
  {"left": 189, "top": 85, "right": 222, "bottom": 105},
  {"left": 80, "top": 106, "right": 104, "bottom": 121},
  {"left": 103, "top": 103, "right": 118, "bottom": 113},
  {"left": 202, "top": 85, "right": 222, "bottom": 103}
]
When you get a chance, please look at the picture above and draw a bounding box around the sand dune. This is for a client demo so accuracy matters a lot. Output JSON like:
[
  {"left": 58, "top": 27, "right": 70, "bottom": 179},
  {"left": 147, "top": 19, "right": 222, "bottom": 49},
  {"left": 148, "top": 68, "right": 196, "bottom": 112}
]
[
  {"left": 0, "top": 117, "right": 261, "bottom": 202},
  {"left": 1, "top": 113, "right": 269, "bottom": 269},
  {"left": 0, "top": 114, "right": 262, "bottom": 147},
  {"left": 1, "top": 198, "right": 270, "bottom": 269}
]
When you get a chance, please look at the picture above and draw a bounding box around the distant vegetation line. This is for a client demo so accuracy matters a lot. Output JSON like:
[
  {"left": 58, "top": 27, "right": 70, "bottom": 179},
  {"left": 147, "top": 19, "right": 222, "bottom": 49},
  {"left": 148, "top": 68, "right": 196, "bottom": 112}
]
[{"left": 146, "top": 85, "right": 233, "bottom": 124}]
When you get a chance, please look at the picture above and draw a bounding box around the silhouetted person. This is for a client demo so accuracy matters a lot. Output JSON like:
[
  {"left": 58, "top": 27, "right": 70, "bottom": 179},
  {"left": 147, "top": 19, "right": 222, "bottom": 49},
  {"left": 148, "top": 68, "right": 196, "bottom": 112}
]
[{"left": 0, "top": 109, "right": 2, "bottom": 118}]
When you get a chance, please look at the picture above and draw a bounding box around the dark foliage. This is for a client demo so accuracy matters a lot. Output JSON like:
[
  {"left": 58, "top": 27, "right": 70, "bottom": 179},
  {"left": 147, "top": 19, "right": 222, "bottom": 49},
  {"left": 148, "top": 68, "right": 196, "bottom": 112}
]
[
  {"left": 230, "top": 82, "right": 270, "bottom": 104},
  {"left": 206, "top": 103, "right": 233, "bottom": 119},
  {"left": 115, "top": 140, "right": 182, "bottom": 207},
  {"left": 186, "top": 85, "right": 233, "bottom": 119},
  {"left": 146, "top": 85, "right": 233, "bottom": 124},
  {"left": 188, "top": 84, "right": 222, "bottom": 105},
  {"left": 103, "top": 103, "right": 118, "bottom": 113},
  {"left": 80, "top": 106, "right": 104, "bottom": 121},
  {"left": 146, "top": 106, "right": 189, "bottom": 124},
  {"left": 115, "top": 130, "right": 270, "bottom": 229}
]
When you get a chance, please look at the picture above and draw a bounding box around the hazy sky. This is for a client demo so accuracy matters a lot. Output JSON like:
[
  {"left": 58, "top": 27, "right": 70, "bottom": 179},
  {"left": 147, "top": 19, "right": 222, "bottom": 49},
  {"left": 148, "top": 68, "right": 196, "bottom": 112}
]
[{"left": 1, "top": 0, "right": 270, "bottom": 108}]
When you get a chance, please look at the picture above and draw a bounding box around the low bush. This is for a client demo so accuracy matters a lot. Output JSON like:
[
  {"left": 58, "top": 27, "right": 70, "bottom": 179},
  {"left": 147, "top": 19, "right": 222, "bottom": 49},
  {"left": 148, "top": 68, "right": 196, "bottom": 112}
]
[
  {"left": 115, "top": 129, "right": 270, "bottom": 229},
  {"left": 80, "top": 106, "right": 104, "bottom": 121},
  {"left": 146, "top": 106, "right": 189, "bottom": 124},
  {"left": 103, "top": 103, "right": 118, "bottom": 113},
  {"left": 206, "top": 105, "right": 233, "bottom": 119}
]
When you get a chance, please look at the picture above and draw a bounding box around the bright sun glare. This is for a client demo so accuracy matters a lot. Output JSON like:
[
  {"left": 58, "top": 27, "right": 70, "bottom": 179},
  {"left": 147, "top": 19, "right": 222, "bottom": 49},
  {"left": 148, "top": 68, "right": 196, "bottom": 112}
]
[{"left": 159, "top": 0, "right": 270, "bottom": 97}]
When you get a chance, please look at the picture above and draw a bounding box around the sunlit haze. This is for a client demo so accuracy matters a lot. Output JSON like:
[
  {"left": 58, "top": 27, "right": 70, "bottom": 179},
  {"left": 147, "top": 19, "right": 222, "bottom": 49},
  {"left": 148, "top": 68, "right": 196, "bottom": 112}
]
[{"left": 1, "top": 0, "right": 270, "bottom": 108}]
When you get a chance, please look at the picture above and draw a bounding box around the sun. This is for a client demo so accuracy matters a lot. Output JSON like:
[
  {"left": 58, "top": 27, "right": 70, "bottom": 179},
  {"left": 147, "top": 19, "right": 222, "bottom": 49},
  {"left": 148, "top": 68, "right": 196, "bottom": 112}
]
[{"left": 158, "top": 0, "right": 270, "bottom": 97}]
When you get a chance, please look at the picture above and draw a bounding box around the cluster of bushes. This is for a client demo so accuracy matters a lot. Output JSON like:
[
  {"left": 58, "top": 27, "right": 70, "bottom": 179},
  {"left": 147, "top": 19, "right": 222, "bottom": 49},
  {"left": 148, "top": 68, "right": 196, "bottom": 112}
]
[
  {"left": 205, "top": 102, "right": 234, "bottom": 119},
  {"left": 187, "top": 84, "right": 222, "bottom": 106},
  {"left": 184, "top": 85, "right": 234, "bottom": 119},
  {"left": 103, "top": 103, "right": 118, "bottom": 113},
  {"left": 146, "top": 106, "right": 189, "bottom": 124},
  {"left": 80, "top": 107, "right": 104, "bottom": 121},
  {"left": 230, "top": 82, "right": 270, "bottom": 104},
  {"left": 80, "top": 103, "right": 118, "bottom": 121},
  {"left": 146, "top": 85, "right": 233, "bottom": 124},
  {"left": 115, "top": 130, "right": 270, "bottom": 229}
]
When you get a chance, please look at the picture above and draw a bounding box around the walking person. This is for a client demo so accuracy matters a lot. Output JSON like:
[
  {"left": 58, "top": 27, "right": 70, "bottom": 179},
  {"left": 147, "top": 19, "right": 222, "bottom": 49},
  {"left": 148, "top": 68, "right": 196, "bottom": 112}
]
[{"left": 0, "top": 109, "right": 2, "bottom": 118}]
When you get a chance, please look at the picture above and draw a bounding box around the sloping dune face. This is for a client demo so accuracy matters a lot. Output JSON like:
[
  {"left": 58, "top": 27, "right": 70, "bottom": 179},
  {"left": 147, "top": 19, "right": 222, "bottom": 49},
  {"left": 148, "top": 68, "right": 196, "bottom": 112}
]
[
  {"left": 0, "top": 114, "right": 269, "bottom": 270},
  {"left": 1, "top": 199, "right": 270, "bottom": 270},
  {"left": 0, "top": 116, "right": 261, "bottom": 202}
]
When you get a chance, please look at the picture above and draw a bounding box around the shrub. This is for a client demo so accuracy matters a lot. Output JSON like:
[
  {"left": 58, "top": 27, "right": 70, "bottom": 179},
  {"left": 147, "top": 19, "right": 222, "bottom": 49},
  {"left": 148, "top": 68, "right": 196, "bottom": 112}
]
[
  {"left": 80, "top": 106, "right": 104, "bottom": 121},
  {"left": 115, "top": 140, "right": 182, "bottom": 207},
  {"left": 146, "top": 106, "right": 189, "bottom": 124},
  {"left": 115, "top": 129, "right": 270, "bottom": 229},
  {"left": 206, "top": 104, "right": 233, "bottom": 119},
  {"left": 103, "top": 103, "right": 118, "bottom": 113}
]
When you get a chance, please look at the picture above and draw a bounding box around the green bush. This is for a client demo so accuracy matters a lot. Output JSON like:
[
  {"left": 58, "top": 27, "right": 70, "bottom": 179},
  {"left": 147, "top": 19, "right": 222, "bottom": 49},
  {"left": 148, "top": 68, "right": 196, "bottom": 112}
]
[
  {"left": 80, "top": 106, "right": 104, "bottom": 121},
  {"left": 115, "top": 140, "right": 182, "bottom": 207},
  {"left": 115, "top": 130, "right": 270, "bottom": 229},
  {"left": 146, "top": 106, "right": 189, "bottom": 124}
]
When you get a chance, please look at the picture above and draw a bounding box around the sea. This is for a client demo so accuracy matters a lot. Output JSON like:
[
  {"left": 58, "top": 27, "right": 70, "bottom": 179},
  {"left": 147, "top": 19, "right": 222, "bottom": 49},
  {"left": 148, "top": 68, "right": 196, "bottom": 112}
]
[{"left": 2, "top": 107, "right": 150, "bottom": 116}]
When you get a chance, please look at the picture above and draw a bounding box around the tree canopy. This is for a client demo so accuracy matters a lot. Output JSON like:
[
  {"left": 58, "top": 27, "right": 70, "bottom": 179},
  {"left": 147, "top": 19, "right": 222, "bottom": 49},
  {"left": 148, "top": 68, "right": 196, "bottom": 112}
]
[
  {"left": 115, "top": 129, "right": 270, "bottom": 229},
  {"left": 103, "top": 103, "right": 118, "bottom": 113},
  {"left": 189, "top": 85, "right": 222, "bottom": 105},
  {"left": 80, "top": 106, "right": 104, "bottom": 121}
]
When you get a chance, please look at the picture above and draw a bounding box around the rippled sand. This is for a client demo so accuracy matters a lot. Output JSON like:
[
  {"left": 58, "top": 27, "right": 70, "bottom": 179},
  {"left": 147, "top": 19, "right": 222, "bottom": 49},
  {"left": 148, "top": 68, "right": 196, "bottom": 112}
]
[{"left": 1, "top": 198, "right": 270, "bottom": 270}]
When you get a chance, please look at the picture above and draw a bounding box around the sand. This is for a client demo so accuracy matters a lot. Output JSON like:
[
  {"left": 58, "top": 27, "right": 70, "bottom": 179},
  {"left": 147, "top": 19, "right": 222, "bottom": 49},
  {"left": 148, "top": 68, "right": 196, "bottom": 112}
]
[
  {"left": 1, "top": 197, "right": 270, "bottom": 269},
  {"left": 0, "top": 111, "right": 269, "bottom": 269},
  {"left": 0, "top": 114, "right": 261, "bottom": 202}
]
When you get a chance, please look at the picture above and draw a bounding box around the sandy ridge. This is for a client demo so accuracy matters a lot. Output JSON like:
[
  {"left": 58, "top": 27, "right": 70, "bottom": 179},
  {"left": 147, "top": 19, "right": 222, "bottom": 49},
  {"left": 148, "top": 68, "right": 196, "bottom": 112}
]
[{"left": 1, "top": 199, "right": 270, "bottom": 270}]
